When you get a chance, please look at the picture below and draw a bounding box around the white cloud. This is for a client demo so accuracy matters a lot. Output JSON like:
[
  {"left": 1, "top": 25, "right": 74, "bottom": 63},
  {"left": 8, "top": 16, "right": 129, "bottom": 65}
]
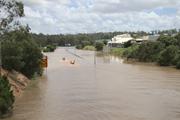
[
  {"left": 19, "top": 0, "right": 180, "bottom": 34},
  {"left": 92, "top": 0, "right": 179, "bottom": 13}
]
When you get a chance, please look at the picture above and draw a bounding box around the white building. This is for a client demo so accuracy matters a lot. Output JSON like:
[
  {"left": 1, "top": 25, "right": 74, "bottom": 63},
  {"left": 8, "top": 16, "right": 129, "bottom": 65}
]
[
  {"left": 132, "top": 35, "right": 160, "bottom": 44},
  {"left": 108, "top": 34, "right": 160, "bottom": 48},
  {"left": 142, "top": 34, "right": 160, "bottom": 41},
  {"left": 108, "top": 34, "right": 133, "bottom": 47}
]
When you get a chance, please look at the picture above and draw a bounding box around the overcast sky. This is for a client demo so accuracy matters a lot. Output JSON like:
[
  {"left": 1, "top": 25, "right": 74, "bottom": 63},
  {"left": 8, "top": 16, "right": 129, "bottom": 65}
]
[{"left": 20, "top": 0, "right": 180, "bottom": 34}]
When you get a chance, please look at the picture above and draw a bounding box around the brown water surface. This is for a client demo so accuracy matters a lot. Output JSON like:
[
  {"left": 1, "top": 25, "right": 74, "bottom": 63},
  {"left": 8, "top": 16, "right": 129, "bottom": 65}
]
[{"left": 4, "top": 47, "right": 180, "bottom": 120}]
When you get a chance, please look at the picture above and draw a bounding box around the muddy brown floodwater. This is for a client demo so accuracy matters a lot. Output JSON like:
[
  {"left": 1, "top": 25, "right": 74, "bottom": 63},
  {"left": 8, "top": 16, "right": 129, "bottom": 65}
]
[{"left": 4, "top": 47, "right": 180, "bottom": 120}]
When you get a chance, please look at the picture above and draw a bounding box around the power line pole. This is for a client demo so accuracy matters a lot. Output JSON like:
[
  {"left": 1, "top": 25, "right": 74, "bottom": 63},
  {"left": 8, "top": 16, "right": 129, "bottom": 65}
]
[
  {"left": 94, "top": 41, "right": 96, "bottom": 65},
  {"left": 94, "top": 50, "right": 96, "bottom": 65}
]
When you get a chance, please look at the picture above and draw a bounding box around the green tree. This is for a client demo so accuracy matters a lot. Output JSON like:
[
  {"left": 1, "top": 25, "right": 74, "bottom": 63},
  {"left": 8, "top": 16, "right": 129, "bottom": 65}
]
[
  {"left": 174, "top": 51, "right": 180, "bottom": 69},
  {"left": 2, "top": 40, "right": 23, "bottom": 71},
  {"left": 175, "top": 33, "right": 180, "bottom": 48},
  {"left": 21, "top": 39, "right": 43, "bottom": 78},
  {"left": 123, "top": 45, "right": 139, "bottom": 58},
  {"left": 103, "top": 40, "right": 108, "bottom": 45},
  {"left": 157, "top": 35, "right": 177, "bottom": 47},
  {"left": 95, "top": 42, "right": 104, "bottom": 51},
  {"left": 131, "top": 42, "right": 164, "bottom": 62},
  {"left": 2, "top": 27, "right": 43, "bottom": 78},
  {"left": 0, "top": 0, "right": 25, "bottom": 73},
  {"left": 176, "top": 61, "right": 180, "bottom": 69},
  {"left": 158, "top": 45, "right": 178, "bottom": 66}
]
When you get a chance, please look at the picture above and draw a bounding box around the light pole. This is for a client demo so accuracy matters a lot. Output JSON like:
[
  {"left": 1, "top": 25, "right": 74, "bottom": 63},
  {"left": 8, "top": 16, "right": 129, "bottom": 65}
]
[{"left": 94, "top": 41, "right": 96, "bottom": 65}]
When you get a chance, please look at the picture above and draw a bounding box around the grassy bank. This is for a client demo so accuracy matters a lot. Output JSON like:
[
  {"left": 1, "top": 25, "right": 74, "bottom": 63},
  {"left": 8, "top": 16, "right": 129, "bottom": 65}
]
[
  {"left": 83, "top": 45, "right": 96, "bottom": 51},
  {"left": 77, "top": 42, "right": 105, "bottom": 51},
  {"left": 110, "top": 48, "right": 126, "bottom": 56}
]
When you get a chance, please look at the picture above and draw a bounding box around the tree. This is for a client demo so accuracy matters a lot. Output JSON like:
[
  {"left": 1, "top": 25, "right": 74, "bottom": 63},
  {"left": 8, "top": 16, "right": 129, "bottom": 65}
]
[
  {"left": 157, "top": 35, "right": 177, "bottom": 47},
  {"left": 176, "top": 60, "right": 180, "bottom": 69},
  {"left": 103, "top": 40, "right": 108, "bottom": 45},
  {"left": 123, "top": 45, "right": 139, "bottom": 58},
  {"left": 136, "top": 42, "right": 165, "bottom": 62},
  {"left": 174, "top": 51, "right": 180, "bottom": 69},
  {"left": 2, "top": 40, "right": 23, "bottom": 71},
  {"left": 0, "top": 0, "right": 24, "bottom": 33},
  {"left": 95, "top": 42, "right": 104, "bottom": 51},
  {"left": 0, "top": 0, "right": 24, "bottom": 74},
  {"left": 174, "top": 33, "right": 180, "bottom": 48},
  {"left": 2, "top": 28, "right": 43, "bottom": 78},
  {"left": 158, "top": 45, "right": 178, "bottom": 66}
]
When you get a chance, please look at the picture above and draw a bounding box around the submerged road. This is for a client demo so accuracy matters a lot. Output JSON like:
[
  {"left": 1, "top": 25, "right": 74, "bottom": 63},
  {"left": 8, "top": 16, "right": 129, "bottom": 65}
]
[{"left": 5, "top": 47, "right": 180, "bottom": 120}]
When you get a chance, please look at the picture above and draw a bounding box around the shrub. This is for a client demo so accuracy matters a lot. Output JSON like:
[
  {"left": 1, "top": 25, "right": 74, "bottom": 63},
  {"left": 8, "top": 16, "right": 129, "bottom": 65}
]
[
  {"left": 0, "top": 76, "right": 14, "bottom": 117},
  {"left": 76, "top": 44, "right": 83, "bottom": 49}
]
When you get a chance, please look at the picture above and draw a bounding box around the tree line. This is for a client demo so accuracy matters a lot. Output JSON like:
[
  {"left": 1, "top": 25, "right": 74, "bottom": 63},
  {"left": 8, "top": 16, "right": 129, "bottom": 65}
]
[
  {"left": 0, "top": 0, "right": 42, "bottom": 116},
  {"left": 114, "top": 34, "right": 180, "bottom": 69},
  {"left": 32, "top": 29, "right": 180, "bottom": 50}
]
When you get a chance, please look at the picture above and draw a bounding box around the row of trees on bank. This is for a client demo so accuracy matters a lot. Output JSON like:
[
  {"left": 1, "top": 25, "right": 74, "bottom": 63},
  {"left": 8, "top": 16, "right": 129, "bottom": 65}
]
[
  {"left": 120, "top": 34, "right": 180, "bottom": 69},
  {"left": 31, "top": 29, "right": 180, "bottom": 48}
]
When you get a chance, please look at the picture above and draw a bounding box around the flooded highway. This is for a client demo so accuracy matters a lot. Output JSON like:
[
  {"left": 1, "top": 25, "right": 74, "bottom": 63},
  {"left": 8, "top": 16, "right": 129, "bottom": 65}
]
[{"left": 5, "top": 47, "right": 180, "bottom": 120}]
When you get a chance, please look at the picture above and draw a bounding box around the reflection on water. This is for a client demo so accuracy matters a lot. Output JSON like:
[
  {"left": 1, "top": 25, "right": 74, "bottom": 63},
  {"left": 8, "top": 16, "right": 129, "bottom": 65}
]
[
  {"left": 5, "top": 47, "right": 180, "bottom": 120},
  {"left": 101, "top": 55, "right": 124, "bottom": 64}
]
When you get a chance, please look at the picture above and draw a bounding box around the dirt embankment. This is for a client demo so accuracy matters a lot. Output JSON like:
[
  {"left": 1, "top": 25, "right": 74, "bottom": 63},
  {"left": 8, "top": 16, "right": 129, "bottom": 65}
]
[{"left": 1, "top": 69, "right": 30, "bottom": 97}]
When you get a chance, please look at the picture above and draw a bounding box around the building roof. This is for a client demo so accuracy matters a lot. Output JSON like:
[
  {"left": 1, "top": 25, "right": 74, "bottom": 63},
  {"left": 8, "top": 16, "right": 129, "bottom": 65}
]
[
  {"left": 141, "top": 35, "right": 160, "bottom": 41},
  {"left": 108, "top": 34, "right": 133, "bottom": 44}
]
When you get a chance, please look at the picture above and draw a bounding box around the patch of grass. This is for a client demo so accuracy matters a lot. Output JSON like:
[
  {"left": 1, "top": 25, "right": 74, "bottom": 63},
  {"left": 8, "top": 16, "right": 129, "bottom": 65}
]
[
  {"left": 83, "top": 45, "right": 96, "bottom": 51},
  {"left": 110, "top": 48, "right": 126, "bottom": 56}
]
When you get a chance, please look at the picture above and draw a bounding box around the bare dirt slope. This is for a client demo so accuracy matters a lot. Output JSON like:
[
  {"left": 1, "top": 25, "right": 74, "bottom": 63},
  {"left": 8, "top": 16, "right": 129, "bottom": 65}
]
[{"left": 1, "top": 69, "right": 29, "bottom": 97}]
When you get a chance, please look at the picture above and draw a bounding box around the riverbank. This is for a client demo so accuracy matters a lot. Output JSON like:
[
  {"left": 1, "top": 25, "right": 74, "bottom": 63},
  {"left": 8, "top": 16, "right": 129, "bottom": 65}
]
[
  {"left": 0, "top": 69, "right": 30, "bottom": 118},
  {"left": 1, "top": 69, "right": 30, "bottom": 97},
  {"left": 109, "top": 52, "right": 179, "bottom": 69},
  {"left": 109, "top": 40, "right": 180, "bottom": 70}
]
